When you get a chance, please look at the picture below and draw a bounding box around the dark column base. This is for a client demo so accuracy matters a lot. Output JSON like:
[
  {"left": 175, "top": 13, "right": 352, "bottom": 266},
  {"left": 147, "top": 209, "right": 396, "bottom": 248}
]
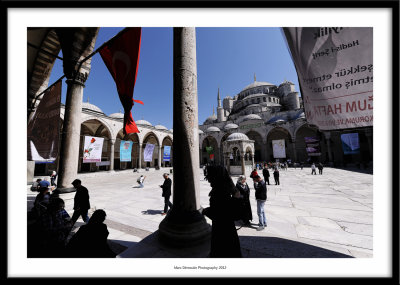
[
  {"left": 52, "top": 187, "right": 76, "bottom": 195},
  {"left": 158, "top": 209, "right": 211, "bottom": 248}
]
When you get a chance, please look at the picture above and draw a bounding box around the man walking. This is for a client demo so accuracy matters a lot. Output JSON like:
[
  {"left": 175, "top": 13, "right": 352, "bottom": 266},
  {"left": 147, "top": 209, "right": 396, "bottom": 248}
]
[
  {"left": 159, "top": 173, "right": 173, "bottom": 215},
  {"left": 262, "top": 164, "right": 270, "bottom": 185},
  {"left": 273, "top": 167, "right": 280, "bottom": 185},
  {"left": 70, "top": 179, "right": 90, "bottom": 227},
  {"left": 253, "top": 175, "right": 267, "bottom": 231}
]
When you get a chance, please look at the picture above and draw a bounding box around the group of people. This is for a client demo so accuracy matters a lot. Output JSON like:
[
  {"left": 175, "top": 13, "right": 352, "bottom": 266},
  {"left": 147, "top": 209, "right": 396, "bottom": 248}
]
[
  {"left": 251, "top": 164, "right": 280, "bottom": 186},
  {"left": 311, "top": 162, "right": 324, "bottom": 175},
  {"left": 28, "top": 178, "right": 116, "bottom": 258},
  {"left": 201, "top": 164, "right": 269, "bottom": 258}
]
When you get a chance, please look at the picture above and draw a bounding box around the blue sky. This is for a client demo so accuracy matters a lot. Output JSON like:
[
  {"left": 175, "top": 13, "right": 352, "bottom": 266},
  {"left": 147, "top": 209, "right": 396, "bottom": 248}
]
[{"left": 49, "top": 27, "right": 301, "bottom": 130}]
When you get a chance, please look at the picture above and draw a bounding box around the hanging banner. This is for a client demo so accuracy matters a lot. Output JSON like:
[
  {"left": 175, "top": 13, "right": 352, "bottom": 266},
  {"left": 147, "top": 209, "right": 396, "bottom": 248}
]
[
  {"left": 341, "top": 133, "right": 360, "bottom": 155},
  {"left": 120, "top": 140, "right": 133, "bottom": 162},
  {"left": 210, "top": 154, "right": 215, "bottom": 160},
  {"left": 272, "top": 139, "right": 286, "bottom": 158},
  {"left": 283, "top": 27, "right": 373, "bottom": 130},
  {"left": 206, "top": 146, "right": 213, "bottom": 154},
  {"left": 143, "top": 143, "right": 155, "bottom": 162},
  {"left": 83, "top": 136, "right": 104, "bottom": 163},
  {"left": 27, "top": 80, "right": 62, "bottom": 162},
  {"left": 163, "top": 146, "right": 171, "bottom": 161},
  {"left": 305, "top": 137, "right": 321, "bottom": 156}
]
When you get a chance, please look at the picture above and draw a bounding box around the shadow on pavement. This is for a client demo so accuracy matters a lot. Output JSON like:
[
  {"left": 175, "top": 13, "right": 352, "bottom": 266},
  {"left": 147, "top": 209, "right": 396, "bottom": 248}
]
[
  {"left": 118, "top": 231, "right": 353, "bottom": 258},
  {"left": 141, "top": 209, "right": 164, "bottom": 215}
]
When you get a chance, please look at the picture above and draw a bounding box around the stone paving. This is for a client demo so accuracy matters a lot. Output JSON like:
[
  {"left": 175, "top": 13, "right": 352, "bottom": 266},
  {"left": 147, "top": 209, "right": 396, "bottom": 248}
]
[{"left": 27, "top": 166, "right": 373, "bottom": 258}]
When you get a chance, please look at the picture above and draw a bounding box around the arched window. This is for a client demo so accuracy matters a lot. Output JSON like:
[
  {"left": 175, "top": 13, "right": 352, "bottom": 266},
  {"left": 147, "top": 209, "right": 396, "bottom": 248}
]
[{"left": 263, "top": 97, "right": 266, "bottom": 102}]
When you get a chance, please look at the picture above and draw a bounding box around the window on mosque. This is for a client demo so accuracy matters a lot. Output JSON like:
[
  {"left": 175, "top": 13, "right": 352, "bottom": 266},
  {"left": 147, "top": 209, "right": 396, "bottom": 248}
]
[
  {"left": 257, "top": 98, "right": 261, "bottom": 103},
  {"left": 269, "top": 97, "right": 271, "bottom": 102},
  {"left": 263, "top": 97, "right": 266, "bottom": 102}
]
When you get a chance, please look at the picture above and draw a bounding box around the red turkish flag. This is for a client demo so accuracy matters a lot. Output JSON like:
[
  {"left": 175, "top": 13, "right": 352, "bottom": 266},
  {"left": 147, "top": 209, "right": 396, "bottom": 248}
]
[{"left": 99, "top": 27, "right": 143, "bottom": 134}]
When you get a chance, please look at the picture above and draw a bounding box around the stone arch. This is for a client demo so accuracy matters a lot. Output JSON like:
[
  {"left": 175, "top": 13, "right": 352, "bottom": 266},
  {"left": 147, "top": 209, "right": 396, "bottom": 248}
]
[
  {"left": 79, "top": 118, "right": 112, "bottom": 173},
  {"left": 201, "top": 135, "right": 220, "bottom": 165},
  {"left": 245, "top": 130, "right": 264, "bottom": 163},
  {"left": 161, "top": 135, "right": 173, "bottom": 167},
  {"left": 266, "top": 127, "right": 293, "bottom": 162},
  {"left": 142, "top": 132, "right": 161, "bottom": 168},
  {"left": 295, "top": 124, "right": 323, "bottom": 164}
]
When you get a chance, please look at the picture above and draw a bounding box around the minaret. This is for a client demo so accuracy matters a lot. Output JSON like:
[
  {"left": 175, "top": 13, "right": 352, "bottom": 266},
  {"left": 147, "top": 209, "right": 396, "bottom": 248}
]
[
  {"left": 254, "top": 73, "right": 256, "bottom": 82},
  {"left": 216, "top": 87, "right": 225, "bottom": 122}
]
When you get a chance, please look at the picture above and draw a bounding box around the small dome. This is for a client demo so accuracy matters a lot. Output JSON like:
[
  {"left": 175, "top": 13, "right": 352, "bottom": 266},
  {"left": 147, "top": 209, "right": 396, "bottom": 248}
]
[
  {"left": 155, "top": 124, "right": 168, "bottom": 130},
  {"left": 224, "top": 123, "right": 239, "bottom": 130},
  {"left": 198, "top": 129, "right": 204, "bottom": 134},
  {"left": 204, "top": 114, "right": 217, "bottom": 124},
  {"left": 226, "top": 132, "right": 250, "bottom": 141},
  {"left": 82, "top": 102, "right": 104, "bottom": 114},
  {"left": 169, "top": 129, "right": 173, "bottom": 132},
  {"left": 206, "top": 126, "right": 220, "bottom": 133},
  {"left": 242, "top": 114, "right": 262, "bottom": 122},
  {"left": 136, "top": 119, "right": 152, "bottom": 126},
  {"left": 109, "top": 112, "right": 124, "bottom": 119}
]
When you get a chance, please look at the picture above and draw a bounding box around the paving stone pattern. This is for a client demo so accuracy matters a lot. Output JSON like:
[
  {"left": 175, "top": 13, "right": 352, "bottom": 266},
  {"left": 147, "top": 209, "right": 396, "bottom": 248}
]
[{"left": 27, "top": 167, "right": 373, "bottom": 258}]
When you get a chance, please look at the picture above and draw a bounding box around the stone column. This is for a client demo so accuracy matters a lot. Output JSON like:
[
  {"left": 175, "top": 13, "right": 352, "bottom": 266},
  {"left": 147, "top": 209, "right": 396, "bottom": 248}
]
[
  {"left": 55, "top": 28, "right": 99, "bottom": 193},
  {"left": 240, "top": 153, "right": 246, "bottom": 176},
  {"left": 158, "top": 145, "right": 162, "bottom": 169},
  {"left": 109, "top": 139, "right": 115, "bottom": 171},
  {"left": 252, "top": 152, "right": 255, "bottom": 167},
  {"left": 323, "top": 132, "right": 333, "bottom": 166},
  {"left": 291, "top": 138, "right": 297, "bottom": 162},
  {"left": 138, "top": 143, "right": 142, "bottom": 169},
  {"left": 56, "top": 72, "right": 87, "bottom": 191},
  {"left": 159, "top": 27, "right": 211, "bottom": 247}
]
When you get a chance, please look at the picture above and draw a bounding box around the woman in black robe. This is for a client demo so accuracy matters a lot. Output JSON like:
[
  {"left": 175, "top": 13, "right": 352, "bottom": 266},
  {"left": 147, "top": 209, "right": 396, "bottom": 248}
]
[
  {"left": 201, "top": 165, "right": 242, "bottom": 258},
  {"left": 236, "top": 175, "right": 253, "bottom": 226}
]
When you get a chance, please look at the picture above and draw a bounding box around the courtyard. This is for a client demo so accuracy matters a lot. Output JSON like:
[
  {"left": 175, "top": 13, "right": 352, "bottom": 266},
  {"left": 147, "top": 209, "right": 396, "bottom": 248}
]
[{"left": 27, "top": 166, "right": 373, "bottom": 258}]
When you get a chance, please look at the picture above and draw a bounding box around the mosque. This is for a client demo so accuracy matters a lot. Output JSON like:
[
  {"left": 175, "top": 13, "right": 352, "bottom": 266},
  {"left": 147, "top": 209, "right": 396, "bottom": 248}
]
[{"left": 198, "top": 76, "right": 373, "bottom": 173}]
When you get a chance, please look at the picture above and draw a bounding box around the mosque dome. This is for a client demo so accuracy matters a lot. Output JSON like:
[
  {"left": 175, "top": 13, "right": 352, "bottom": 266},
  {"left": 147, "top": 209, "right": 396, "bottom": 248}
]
[
  {"left": 226, "top": 132, "right": 250, "bottom": 141},
  {"left": 206, "top": 126, "right": 220, "bottom": 133},
  {"left": 109, "top": 112, "right": 124, "bottom": 119},
  {"left": 241, "top": 81, "right": 275, "bottom": 93},
  {"left": 169, "top": 129, "right": 173, "bottom": 132},
  {"left": 198, "top": 129, "right": 204, "bottom": 134},
  {"left": 136, "top": 119, "right": 152, "bottom": 126},
  {"left": 241, "top": 114, "right": 263, "bottom": 122},
  {"left": 155, "top": 124, "right": 168, "bottom": 130},
  {"left": 82, "top": 102, "right": 104, "bottom": 114},
  {"left": 224, "top": 123, "right": 239, "bottom": 131},
  {"left": 204, "top": 114, "right": 217, "bottom": 124}
]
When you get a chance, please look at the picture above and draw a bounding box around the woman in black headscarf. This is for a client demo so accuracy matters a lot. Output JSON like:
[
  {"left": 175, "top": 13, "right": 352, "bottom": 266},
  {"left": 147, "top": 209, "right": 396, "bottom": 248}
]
[
  {"left": 236, "top": 175, "right": 253, "bottom": 226},
  {"left": 201, "top": 165, "right": 242, "bottom": 258}
]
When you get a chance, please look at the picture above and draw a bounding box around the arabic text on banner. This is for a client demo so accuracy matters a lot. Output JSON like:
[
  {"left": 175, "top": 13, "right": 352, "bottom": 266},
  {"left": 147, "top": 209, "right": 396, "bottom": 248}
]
[
  {"left": 83, "top": 136, "right": 104, "bottom": 163},
  {"left": 283, "top": 27, "right": 373, "bottom": 130}
]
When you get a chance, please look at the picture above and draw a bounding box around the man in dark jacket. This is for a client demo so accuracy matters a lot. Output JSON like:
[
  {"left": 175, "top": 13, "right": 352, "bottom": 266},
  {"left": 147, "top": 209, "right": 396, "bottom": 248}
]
[
  {"left": 70, "top": 179, "right": 90, "bottom": 227},
  {"left": 160, "top": 173, "right": 173, "bottom": 215},
  {"left": 262, "top": 164, "right": 270, "bottom": 185},
  {"left": 253, "top": 175, "right": 267, "bottom": 231}
]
